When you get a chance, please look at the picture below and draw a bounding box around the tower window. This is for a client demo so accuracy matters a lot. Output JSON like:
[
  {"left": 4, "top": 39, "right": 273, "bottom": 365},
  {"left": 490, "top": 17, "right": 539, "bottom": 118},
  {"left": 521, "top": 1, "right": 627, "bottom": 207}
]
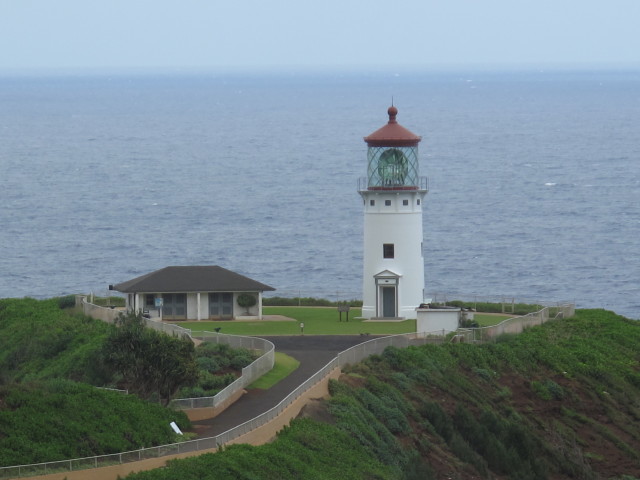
[
  {"left": 383, "top": 243, "right": 395, "bottom": 259},
  {"left": 385, "top": 200, "right": 391, "bottom": 206},
  {"left": 403, "top": 199, "right": 409, "bottom": 206},
  {"left": 417, "top": 199, "right": 421, "bottom": 205},
  {"left": 370, "top": 199, "right": 375, "bottom": 206}
]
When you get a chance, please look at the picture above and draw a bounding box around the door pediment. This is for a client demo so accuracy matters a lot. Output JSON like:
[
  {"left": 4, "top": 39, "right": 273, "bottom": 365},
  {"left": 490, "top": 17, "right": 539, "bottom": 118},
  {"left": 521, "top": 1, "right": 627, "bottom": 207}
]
[{"left": 374, "top": 269, "right": 401, "bottom": 279}]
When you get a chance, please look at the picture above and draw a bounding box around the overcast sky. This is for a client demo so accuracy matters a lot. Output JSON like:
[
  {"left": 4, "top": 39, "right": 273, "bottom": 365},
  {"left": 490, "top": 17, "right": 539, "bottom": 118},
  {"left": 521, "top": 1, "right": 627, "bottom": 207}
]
[{"left": 1, "top": 0, "right": 639, "bottom": 73}]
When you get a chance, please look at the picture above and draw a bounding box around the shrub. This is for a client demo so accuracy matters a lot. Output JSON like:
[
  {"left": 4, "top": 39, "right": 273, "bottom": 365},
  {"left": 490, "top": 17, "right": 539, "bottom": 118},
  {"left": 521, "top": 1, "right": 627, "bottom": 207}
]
[
  {"left": 236, "top": 293, "right": 257, "bottom": 314},
  {"left": 56, "top": 295, "right": 77, "bottom": 309},
  {"left": 196, "top": 356, "right": 221, "bottom": 373},
  {"left": 262, "top": 296, "right": 363, "bottom": 307},
  {"left": 230, "top": 351, "right": 255, "bottom": 370},
  {"left": 531, "top": 379, "right": 565, "bottom": 401}
]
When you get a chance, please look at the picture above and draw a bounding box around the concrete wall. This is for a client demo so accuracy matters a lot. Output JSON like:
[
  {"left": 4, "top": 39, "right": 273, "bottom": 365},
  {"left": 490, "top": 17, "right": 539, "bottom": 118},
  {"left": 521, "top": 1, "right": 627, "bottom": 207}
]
[{"left": 416, "top": 308, "right": 460, "bottom": 335}]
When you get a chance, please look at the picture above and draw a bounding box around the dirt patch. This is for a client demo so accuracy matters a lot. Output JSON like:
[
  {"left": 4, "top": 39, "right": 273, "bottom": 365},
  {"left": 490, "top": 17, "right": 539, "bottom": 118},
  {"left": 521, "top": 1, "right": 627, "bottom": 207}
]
[
  {"left": 296, "top": 398, "right": 335, "bottom": 425},
  {"left": 338, "top": 372, "right": 366, "bottom": 389}
]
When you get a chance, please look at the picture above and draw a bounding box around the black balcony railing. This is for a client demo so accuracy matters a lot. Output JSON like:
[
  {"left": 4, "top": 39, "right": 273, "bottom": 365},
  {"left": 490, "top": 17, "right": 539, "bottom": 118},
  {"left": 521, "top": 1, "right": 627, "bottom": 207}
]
[{"left": 357, "top": 176, "right": 428, "bottom": 192}]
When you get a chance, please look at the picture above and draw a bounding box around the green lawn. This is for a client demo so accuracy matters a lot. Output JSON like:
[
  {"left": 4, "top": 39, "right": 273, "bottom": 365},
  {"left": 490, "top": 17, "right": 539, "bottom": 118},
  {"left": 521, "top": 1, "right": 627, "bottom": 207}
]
[
  {"left": 248, "top": 352, "right": 300, "bottom": 389},
  {"left": 474, "top": 313, "right": 517, "bottom": 327},
  {"left": 182, "top": 307, "right": 416, "bottom": 336},
  {"left": 181, "top": 307, "right": 508, "bottom": 336}
]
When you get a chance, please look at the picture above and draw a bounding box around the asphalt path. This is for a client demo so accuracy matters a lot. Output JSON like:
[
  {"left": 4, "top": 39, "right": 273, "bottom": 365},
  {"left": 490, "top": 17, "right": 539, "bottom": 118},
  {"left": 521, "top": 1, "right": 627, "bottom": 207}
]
[{"left": 191, "top": 335, "right": 377, "bottom": 437}]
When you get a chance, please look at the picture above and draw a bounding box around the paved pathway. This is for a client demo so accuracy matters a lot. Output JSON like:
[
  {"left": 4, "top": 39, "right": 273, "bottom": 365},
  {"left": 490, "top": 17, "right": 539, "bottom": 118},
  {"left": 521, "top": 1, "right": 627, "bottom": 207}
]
[{"left": 191, "top": 335, "right": 377, "bottom": 437}]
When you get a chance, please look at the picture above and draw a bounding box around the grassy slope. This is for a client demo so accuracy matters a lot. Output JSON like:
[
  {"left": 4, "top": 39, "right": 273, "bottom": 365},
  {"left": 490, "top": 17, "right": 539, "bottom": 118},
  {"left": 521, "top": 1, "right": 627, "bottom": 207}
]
[
  {"left": 125, "top": 309, "right": 640, "bottom": 480},
  {"left": 0, "top": 297, "right": 111, "bottom": 384},
  {"left": 0, "top": 380, "right": 190, "bottom": 466},
  {"left": 125, "top": 419, "right": 396, "bottom": 480},
  {"left": 332, "top": 308, "right": 640, "bottom": 479},
  {"left": 0, "top": 298, "right": 190, "bottom": 467}
]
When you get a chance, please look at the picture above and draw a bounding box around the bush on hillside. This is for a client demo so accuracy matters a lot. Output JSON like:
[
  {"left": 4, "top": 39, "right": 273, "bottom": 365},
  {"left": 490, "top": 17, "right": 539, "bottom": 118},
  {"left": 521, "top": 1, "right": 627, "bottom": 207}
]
[
  {"left": 177, "top": 342, "right": 258, "bottom": 398},
  {"left": 0, "top": 297, "right": 112, "bottom": 385},
  {"left": 263, "top": 296, "right": 363, "bottom": 307},
  {"left": 102, "top": 312, "right": 199, "bottom": 405}
]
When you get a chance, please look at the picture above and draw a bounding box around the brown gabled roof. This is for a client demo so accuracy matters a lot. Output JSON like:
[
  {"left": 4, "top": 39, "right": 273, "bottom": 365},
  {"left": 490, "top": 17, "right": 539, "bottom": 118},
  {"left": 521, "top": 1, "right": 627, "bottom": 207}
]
[
  {"left": 113, "top": 266, "right": 275, "bottom": 293},
  {"left": 364, "top": 106, "right": 421, "bottom": 147}
]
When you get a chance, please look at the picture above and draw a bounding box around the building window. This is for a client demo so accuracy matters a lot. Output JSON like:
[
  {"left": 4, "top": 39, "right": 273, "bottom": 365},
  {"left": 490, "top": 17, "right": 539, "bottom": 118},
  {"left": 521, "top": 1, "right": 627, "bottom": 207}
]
[
  {"left": 383, "top": 243, "right": 395, "bottom": 259},
  {"left": 385, "top": 200, "right": 391, "bottom": 206},
  {"left": 370, "top": 199, "right": 375, "bottom": 206},
  {"left": 145, "top": 294, "right": 155, "bottom": 307},
  {"left": 403, "top": 199, "right": 409, "bottom": 206},
  {"left": 417, "top": 199, "right": 421, "bottom": 205}
]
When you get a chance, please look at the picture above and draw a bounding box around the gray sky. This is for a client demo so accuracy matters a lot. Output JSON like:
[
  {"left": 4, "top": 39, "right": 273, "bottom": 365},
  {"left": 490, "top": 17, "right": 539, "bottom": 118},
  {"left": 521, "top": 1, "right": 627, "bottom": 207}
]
[{"left": 1, "top": 0, "right": 639, "bottom": 72}]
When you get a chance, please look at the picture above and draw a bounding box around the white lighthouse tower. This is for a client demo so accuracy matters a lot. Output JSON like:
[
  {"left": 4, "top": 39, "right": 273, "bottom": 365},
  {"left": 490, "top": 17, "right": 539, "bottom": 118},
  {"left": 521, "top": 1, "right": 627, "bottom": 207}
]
[{"left": 359, "top": 106, "right": 428, "bottom": 319}]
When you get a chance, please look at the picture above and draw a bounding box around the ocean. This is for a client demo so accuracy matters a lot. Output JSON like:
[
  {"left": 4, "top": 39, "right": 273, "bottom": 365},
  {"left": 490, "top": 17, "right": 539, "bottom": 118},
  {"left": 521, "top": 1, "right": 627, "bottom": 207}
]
[{"left": 1, "top": 70, "right": 638, "bottom": 319}]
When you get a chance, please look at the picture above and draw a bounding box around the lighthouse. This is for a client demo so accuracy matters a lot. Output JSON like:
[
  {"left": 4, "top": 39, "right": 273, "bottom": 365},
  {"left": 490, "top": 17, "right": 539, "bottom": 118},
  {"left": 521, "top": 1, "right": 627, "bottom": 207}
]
[{"left": 359, "top": 106, "right": 428, "bottom": 319}]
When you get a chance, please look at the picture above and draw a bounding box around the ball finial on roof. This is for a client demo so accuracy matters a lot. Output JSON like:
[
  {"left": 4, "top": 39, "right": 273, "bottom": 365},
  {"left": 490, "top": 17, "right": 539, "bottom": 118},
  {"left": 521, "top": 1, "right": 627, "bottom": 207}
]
[{"left": 387, "top": 105, "right": 398, "bottom": 124}]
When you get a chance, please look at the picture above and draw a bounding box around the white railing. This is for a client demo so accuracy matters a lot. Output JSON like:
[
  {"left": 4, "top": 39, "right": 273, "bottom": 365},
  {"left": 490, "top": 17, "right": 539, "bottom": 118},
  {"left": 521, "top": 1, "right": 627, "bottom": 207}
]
[
  {"left": 0, "top": 331, "right": 445, "bottom": 479},
  {"left": 455, "top": 303, "right": 575, "bottom": 343},
  {"left": 80, "top": 296, "right": 193, "bottom": 337},
  {"left": 78, "top": 298, "right": 276, "bottom": 414},
  {"left": 0, "top": 302, "right": 574, "bottom": 478},
  {"left": 171, "top": 333, "right": 275, "bottom": 410}
]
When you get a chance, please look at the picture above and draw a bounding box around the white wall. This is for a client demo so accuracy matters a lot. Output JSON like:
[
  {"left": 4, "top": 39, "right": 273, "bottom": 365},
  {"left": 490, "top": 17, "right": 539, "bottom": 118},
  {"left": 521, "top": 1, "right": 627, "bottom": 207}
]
[
  {"left": 416, "top": 308, "right": 460, "bottom": 335},
  {"left": 361, "top": 190, "right": 426, "bottom": 318}
]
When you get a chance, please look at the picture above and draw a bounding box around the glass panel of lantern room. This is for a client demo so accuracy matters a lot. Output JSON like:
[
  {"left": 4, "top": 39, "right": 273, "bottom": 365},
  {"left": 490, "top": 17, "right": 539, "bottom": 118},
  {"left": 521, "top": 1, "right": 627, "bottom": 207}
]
[{"left": 367, "top": 146, "right": 419, "bottom": 188}]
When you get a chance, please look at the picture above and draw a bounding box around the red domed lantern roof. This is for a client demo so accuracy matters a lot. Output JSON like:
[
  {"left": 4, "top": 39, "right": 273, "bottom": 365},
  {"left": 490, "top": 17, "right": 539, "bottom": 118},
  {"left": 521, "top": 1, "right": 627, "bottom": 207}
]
[{"left": 364, "top": 106, "right": 421, "bottom": 147}]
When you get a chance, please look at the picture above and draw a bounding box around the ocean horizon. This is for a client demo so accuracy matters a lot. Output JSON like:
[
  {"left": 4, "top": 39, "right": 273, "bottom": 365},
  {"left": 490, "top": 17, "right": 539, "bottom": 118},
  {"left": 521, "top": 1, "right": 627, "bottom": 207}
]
[{"left": 1, "top": 69, "right": 638, "bottom": 318}]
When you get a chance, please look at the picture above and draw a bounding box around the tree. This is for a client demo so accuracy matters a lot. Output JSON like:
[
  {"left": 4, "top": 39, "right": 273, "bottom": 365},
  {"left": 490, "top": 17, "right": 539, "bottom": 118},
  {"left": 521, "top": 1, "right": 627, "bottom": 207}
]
[
  {"left": 103, "top": 312, "right": 198, "bottom": 405},
  {"left": 236, "top": 293, "right": 257, "bottom": 315}
]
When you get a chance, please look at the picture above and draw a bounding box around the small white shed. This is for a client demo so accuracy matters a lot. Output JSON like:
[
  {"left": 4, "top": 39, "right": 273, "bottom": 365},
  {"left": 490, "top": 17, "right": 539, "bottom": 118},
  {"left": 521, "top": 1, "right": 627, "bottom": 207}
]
[{"left": 416, "top": 305, "right": 460, "bottom": 335}]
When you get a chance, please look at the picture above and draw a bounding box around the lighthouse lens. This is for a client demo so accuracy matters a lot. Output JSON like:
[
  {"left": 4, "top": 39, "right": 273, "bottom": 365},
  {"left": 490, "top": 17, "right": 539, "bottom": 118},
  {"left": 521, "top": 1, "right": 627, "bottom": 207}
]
[{"left": 378, "top": 148, "right": 408, "bottom": 186}]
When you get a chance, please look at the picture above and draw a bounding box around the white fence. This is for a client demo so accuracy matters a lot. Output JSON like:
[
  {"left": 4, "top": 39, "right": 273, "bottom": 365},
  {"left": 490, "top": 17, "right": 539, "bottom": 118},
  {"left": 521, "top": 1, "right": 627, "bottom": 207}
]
[
  {"left": 171, "top": 334, "right": 275, "bottom": 410},
  {"left": 79, "top": 296, "right": 193, "bottom": 338},
  {"left": 456, "top": 303, "right": 575, "bottom": 343},
  {"left": 0, "top": 301, "right": 574, "bottom": 478},
  {"left": 78, "top": 298, "right": 275, "bottom": 413},
  {"left": 0, "top": 331, "right": 445, "bottom": 479}
]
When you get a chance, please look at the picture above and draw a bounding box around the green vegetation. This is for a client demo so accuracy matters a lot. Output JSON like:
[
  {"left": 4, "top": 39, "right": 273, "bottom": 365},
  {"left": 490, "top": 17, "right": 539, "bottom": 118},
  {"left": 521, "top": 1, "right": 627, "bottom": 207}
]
[
  {"left": 263, "top": 296, "right": 362, "bottom": 307},
  {"left": 178, "top": 342, "right": 258, "bottom": 398},
  {"left": 441, "top": 299, "right": 544, "bottom": 315},
  {"left": 5, "top": 295, "right": 637, "bottom": 479},
  {"left": 0, "top": 297, "right": 112, "bottom": 385},
  {"left": 0, "top": 298, "right": 193, "bottom": 467},
  {"left": 0, "top": 380, "right": 189, "bottom": 466},
  {"left": 236, "top": 293, "right": 257, "bottom": 315},
  {"left": 184, "top": 306, "right": 417, "bottom": 336},
  {"left": 328, "top": 308, "right": 640, "bottom": 479},
  {"left": 124, "top": 418, "right": 396, "bottom": 480},
  {"left": 125, "top": 309, "right": 640, "bottom": 479},
  {"left": 103, "top": 312, "right": 199, "bottom": 405},
  {"left": 185, "top": 307, "right": 506, "bottom": 337},
  {"left": 473, "top": 313, "right": 515, "bottom": 326},
  {"left": 248, "top": 352, "right": 300, "bottom": 390}
]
